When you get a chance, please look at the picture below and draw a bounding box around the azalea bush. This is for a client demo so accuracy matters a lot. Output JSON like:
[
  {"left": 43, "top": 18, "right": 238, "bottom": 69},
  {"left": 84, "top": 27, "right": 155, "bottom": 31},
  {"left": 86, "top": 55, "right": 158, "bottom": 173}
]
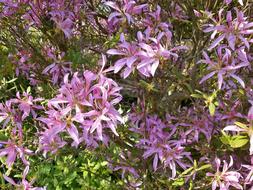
[{"left": 0, "top": 0, "right": 253, "bottom": 189}]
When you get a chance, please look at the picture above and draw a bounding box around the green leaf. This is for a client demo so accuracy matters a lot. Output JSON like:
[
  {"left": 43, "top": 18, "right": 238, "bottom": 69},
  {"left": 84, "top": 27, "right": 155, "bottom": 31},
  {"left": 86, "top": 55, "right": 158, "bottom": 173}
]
[
  {"left": 220, "top": 131, "right": 231, "bottom": 145},
  {"left": 190, "top": 94, "right": 202, "bottom": 99},
  {"left": 196, "top": 164, "right": 211, "bottom": 171},
  {"left": 180, "top": 167, "right": 194, "bottom": 176},
  {"left": 0, "top": 131, "right": 8, "bottom": 141},
  {"left": 172, "top": 178, "right": 184, "bottom": 187},
  {"left": 6, "top": 78, "right": 17, "bottom": 84},
  {"left": 234, "top": 122, "right": 248, "bottom": 130},
  {"left": 230, "top": 135, "right": 249, "bottom": 148},
  {"left": 208, "top": 103, "right": 215, "bottom": 116}
]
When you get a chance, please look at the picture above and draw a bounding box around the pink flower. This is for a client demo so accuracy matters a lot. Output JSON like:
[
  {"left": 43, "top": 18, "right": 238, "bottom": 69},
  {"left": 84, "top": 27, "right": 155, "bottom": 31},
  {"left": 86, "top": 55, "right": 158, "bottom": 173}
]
[
  {"left": 207, "top": 156, "right": 242, "bottom": 190},
  {"left": 199, "top": 46, "right": 249, "bottom": 89},
  {"left": 49, "top": 10, "right": 75, "bottom": 38},
  {"left": 204, "top": 9, "right": 253, "bottom": 50},
  {"left": 12, "top": 90, "right": 43, "bottom": 120},
  {"left": 130, "top": 114, "right": 191, "bottom": 178},
  {"left": 42, "top": 50, "right": 72, "bottom": 85},
  {"left": 105, "top": 0, "right": 147, "bottom": 27},
  {"left": 107, "top": 34, "right": 139, "bottom": 78},
  {"left": 107, "top": 33, "right": 185, "bottom": 78},
  {"left": 0, "top": 137, "right": 32, "bottom": 167},
  {"left": 3, "top": 166, "right": 46, "bottom": 190},
  {"left": 0, "top": 100, "right": 14, "bottom": 128},
  {"left": 39, "top": 63, "right": 123, "bottom": 153}
]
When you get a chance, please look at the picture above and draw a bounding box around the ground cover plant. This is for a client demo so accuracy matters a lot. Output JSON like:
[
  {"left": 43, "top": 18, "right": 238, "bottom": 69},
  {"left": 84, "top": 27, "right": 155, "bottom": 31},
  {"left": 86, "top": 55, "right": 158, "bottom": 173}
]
[{"left": 0, "top": 0, "right": 253, "bottom": 189}]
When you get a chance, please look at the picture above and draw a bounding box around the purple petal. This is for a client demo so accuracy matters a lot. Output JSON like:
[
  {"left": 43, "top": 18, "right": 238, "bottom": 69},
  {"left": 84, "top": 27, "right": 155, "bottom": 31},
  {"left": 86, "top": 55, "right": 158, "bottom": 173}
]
[
  {"left": 230, "top": 74, "right": 245, "bottom": 88},
  {"left": 217, "top": 72, "right": 224, "bottom": 89},
  {"left": 67, "top": 124, "right": 79, "bottom": 144},
  {"left": 107, "top": 49, "right": 124, "bottom": 55},
  {"left": 200, "top": 71, "right": 216, "bottom": 84},
  {"left": 209, "top": 34, "right": 226, "bottom": 50},
  {"left": 153, "top": 154, "right": 158, "bottom": 171}
]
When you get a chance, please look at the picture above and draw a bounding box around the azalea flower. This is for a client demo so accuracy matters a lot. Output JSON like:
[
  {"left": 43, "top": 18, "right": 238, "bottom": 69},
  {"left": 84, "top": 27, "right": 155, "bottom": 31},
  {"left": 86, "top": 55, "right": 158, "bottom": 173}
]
[
  {"left": 207, "top": 156, "right": 242, "bottom": 190},
  {"left": 39, "top": 59, "right": 123, "bottom": 153},
  {"left": 104, "top": 0, "right": 147, "bottom": 26},
  {"left": 107, "top": 34, "right": 139, "bottom": 78},
  {"left": 3, "top": 166, "right": 46, "bottom": 190},
  {"left": 12, "top": 90, "right": 43, "bottom": 120},
  {"left": 0, "top": 100, "right": 14, "bottom": 127},
  {"left": 199, "top": 46, "right": 249, "bottom": 89},
  {"left": 130, "top": 114, "right": 191, "bottom": 178},
  {"left": 107, "top": 33, "right": 184, "bottom": 78},
  {"left": 42, "top": 50, "right": 72, "bottom": 85},
  {"left": 242, "top": 164, "right": 253, "bottom": 187},
  {"left": 39, "top": 106, "right": 81, "bottom": 146},
  {"left": 0, "top": 138, "right": 32, "bottom": 167},
  {"left": 204, "top": 9, "right": 253, "bottom": 50}
]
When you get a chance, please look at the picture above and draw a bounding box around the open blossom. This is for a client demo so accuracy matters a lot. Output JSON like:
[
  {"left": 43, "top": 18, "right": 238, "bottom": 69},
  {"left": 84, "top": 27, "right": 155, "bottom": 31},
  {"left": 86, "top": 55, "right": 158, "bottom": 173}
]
[
  {"left": 0, "top": 136, "right": 32, "bottom": 167},
  {"left": 204, "top": 9, "right": 253, "bottom": 50},
  {"left": 107, "top": 34, "right": 139, "bottom": 78},
  {"left": 9, "top": 50, "right": 39, "bottom": 85},
  {"left": 242, "top": 164, "right": 253, "bottom": 188},
  {"left": 136, "top": 36, "right": 182, "bottom": 77},
  {"left": 199, "top": 46, "right": 249, "bottom": 89},
  {"left": 104, "top": 0, "right": 147, "bottom": 27},
  {"left": 218, "top": 100, "right": 244, "bottom": 122},
  {"left": 207, "top": 156, "right": 242, "bottom": 190},
  {"left": 42, "top": 50, "right": 72, "bottom": 85},
  {"left": 3, "top": 166, "right": 46, "bottom": 190},
  {"left": 39, "top": 106, "right": 81, "bottom": 146},
  {"left": 107, "top": 33, "right": 184, "bottom": 78},
  {"left": 179, "top": 107, "right": 215, "bottom": 143},
  {"left": 49, "top": 11, "right": 75, "bottom": 38},
  {"left": 38, "top": 123, "right": 67, "bottom": 157},
  {"left": 130, "top": 114, "right": 191, "bottom": 178},
  {"left": 142, "top": 5, "right": 172, "bottom": 41},
  {"left": 39, "top": 64, "right": 123, "bottom": 154},
  {"left": 0, "top": 100, "right": 14, "bottom": 127},
  {"left": 12, "top": 91, "right": 43, "bottom": 120}
]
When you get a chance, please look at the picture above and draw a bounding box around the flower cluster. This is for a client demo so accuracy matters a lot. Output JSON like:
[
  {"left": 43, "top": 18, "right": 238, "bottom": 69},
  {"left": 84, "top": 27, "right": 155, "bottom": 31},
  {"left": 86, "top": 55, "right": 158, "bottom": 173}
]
[
  {"left": 0, "top": 0, "right": 87, "bottom": 38},
  {"left": 1, "top": 0, "right": 253, "bottom": 189},
  {"left": 107, "top": 3, "right": 186, "bottom": 78},
  {"left": 129, "top": 112, "right": 192, "bottom": 178},
  {"left": 39, "top": 69, "right": 123, "bottom": 155}
]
